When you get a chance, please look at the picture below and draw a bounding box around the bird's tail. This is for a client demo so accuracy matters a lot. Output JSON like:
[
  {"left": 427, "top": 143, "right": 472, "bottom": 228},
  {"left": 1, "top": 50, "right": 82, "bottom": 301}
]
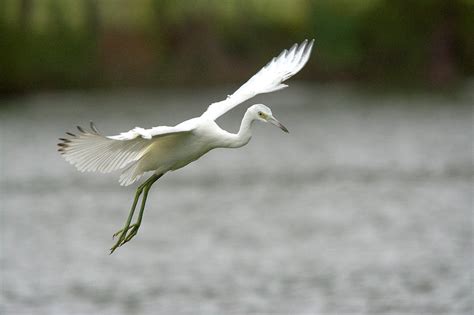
[{"left": 119, "top": 161, "right": 144, "bottom": 186}]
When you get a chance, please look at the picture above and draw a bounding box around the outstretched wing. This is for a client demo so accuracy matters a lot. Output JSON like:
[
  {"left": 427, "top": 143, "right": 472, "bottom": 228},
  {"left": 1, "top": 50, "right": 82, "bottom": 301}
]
[
  {"left": 58, "top": 122, "right": 193, "bottom": 174},
  {"left": 201, "top": 39, "right": 314, "bottom": 121}
]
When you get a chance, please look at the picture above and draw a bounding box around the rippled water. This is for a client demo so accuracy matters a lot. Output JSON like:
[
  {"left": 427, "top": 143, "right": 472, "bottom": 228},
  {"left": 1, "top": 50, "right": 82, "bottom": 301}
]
[{"left": 1, "top": 84, "right": 472, "bottom": 314}]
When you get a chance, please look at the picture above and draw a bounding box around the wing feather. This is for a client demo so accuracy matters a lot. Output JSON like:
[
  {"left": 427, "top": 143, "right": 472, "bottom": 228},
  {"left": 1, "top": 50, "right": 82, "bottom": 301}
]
[
  {"left": 58, "top": 122, "right": 194, "bottom": 175},
  {"left": 202, "top": 39, "right": 315, "bottom": 120}
]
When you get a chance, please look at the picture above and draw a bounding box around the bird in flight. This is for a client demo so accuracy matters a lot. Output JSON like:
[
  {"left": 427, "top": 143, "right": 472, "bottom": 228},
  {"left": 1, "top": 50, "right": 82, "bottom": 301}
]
[{"left": 58, "top": 39, "right": 315, "bottom": 253}]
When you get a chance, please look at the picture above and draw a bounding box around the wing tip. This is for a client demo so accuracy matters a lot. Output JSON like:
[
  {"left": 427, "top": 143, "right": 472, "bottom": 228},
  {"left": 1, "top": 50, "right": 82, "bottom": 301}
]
[
  {"left": 307, "top": 38, "right": 316, "bottom": 52},
  {"left": 74, "top": 122, "right": 103, "bottom": 136},
  {"left": 57, "top": 137, "right": 70, "bottom": 155},
  {"left": 90, "top": 121, "right": 100, "bottom": 134},
  {"left": 299, "top": 38, "right": 315, "bottom": 53},
  {"left": 200, "top": 38, "right": 316, "bottom": 120}
]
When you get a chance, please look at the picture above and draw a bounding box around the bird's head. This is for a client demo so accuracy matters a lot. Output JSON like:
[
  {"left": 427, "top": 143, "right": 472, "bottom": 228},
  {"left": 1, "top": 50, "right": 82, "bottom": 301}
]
[{"left": 249, "top": 104, "right": 289, "bottom": 133}]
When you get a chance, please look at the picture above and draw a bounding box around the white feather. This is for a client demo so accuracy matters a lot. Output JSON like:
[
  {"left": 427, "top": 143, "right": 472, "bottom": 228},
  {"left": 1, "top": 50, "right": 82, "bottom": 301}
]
[
  {"left": 59, "top": 123, "right": 194, "bottom": 185},
  {"left": 201, "top": 39, "right": 314, "bottom": 121},
  {"left": 59, "top": 39, "right": 315, "bottom": 186}
]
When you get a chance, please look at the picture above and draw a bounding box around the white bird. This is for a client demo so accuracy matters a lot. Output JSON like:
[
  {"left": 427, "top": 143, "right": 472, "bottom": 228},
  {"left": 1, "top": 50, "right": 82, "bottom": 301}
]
[{"left": 58, "top": 39, "right": 315, "bottom": 253}]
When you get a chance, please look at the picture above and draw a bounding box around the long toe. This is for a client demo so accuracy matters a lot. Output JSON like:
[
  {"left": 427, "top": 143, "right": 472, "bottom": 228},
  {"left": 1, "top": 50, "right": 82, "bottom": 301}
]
[
  {"left": 112, "top": 224, "right": 137, "bottom": 239},
  {"left": 123, "top": 225, "right": 140, "bottom": 244},
  {"left": 110, "top": 242, "right": 120, "bottom": 254},
  {"left": 112, "top": 230, "right": 123, "bottom": 239},
  {"left": 110, "top": 230, "right": 129, "bottom": 253}
]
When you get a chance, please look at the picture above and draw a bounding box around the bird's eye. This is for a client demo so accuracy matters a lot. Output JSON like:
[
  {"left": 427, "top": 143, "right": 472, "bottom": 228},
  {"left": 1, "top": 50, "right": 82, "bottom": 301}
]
[{"left": 258, "top": 112, "right": 263, "bottom": 116}]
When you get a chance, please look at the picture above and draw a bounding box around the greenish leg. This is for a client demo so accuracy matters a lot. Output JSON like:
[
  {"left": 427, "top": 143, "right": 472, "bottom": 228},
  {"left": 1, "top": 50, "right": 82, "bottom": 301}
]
[
  {"left": 112, "top": 182, "right": 147, "bottom": 239},
  {"left": 110, "top": 184, "right": 145, "bottom": 254},
  {"left": 122, "top": 174, "right": 161, "bottom": 244},
  {"left": 122, "top": 186, "right": 150, "bottom": 243},
  {"left": 109, "top": 173, "right": 162, "bottom": 253}
]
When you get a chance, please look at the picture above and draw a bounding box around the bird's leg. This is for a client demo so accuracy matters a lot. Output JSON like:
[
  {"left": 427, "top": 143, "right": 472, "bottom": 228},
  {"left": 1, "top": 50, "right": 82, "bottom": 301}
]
[
  {"left": 110, "top": 182, "right": 146, "bottom": 253},
  {"left": 109, "top": 173, "right": 162, "bottom": 253},
  {"left": 121, "top": 185, "right": 151, "bottom": 243},
  {"left": 122, "top": 174, "right": 161, "bottom": 244}
]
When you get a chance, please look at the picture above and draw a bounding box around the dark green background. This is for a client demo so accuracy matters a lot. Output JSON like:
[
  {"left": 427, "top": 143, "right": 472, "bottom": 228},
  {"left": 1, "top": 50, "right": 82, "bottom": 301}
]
[{"left": 1, "top": 0, "right": 473, "bottom": 93}]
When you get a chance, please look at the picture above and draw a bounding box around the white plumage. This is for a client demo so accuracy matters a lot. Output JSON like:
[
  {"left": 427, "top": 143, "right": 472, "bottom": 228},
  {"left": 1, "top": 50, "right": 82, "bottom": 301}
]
[
  {"left": 60, "top": 122, "right": 196, "bottom": 185},
  {"left": 202, "top": 39, "right": 314, "bottom": 120},
  {"left": 59, "top": 39, "right": 314, "bottom": 186},
  {"left": 58, "top": 39, "right": 315, "bottom": 252}
]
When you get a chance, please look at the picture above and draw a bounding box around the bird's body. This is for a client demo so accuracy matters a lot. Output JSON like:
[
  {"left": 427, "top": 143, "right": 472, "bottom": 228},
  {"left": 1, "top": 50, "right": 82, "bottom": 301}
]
[
  {"left": 58, "top": 39, "right": 315, "bottom": 253},
  {"left": 124, "top": 116, "right": 247, "bottom": 178}
]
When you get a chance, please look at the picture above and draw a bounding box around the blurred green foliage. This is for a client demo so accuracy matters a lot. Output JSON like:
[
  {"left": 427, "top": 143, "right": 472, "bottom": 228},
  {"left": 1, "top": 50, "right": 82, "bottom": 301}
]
[{"left": 0, "top": 0, "right": 472, "bottom": 93}]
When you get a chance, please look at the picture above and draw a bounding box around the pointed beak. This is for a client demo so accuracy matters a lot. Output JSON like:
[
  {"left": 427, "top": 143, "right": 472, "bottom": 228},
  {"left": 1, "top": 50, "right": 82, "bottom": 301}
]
[{"left": 267, "top": 116, "right": 289, "bottom": 133}]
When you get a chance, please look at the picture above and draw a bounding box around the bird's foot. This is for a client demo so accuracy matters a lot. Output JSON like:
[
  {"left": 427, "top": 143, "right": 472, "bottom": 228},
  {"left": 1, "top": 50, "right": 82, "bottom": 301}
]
[
  {"left": 112, "top": 224, "right": 138, "bottom": 239},
  {"left": 123, "top": 225, "right": 139, "bottom": 243},
  {"left": 110, "top": 224, "right": 140, "bottom": 254}
]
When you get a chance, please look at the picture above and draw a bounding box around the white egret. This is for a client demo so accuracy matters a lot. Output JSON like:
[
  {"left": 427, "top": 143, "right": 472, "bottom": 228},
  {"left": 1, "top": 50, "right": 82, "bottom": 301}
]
[{"left": 58, "top": 39, "right": 315, "bottom": 253}]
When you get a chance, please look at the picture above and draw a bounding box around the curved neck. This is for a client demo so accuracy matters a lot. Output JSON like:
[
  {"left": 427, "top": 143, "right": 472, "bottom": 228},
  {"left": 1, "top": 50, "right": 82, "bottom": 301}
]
[{"left": 227, "top": 109, "right": 255, "bottom": 148}]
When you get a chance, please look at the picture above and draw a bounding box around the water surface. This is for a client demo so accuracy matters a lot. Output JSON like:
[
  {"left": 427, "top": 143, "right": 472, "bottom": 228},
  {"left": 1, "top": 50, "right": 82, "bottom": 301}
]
[{"left": 1, "top": 85, "right": 472, "bottom": 314}]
